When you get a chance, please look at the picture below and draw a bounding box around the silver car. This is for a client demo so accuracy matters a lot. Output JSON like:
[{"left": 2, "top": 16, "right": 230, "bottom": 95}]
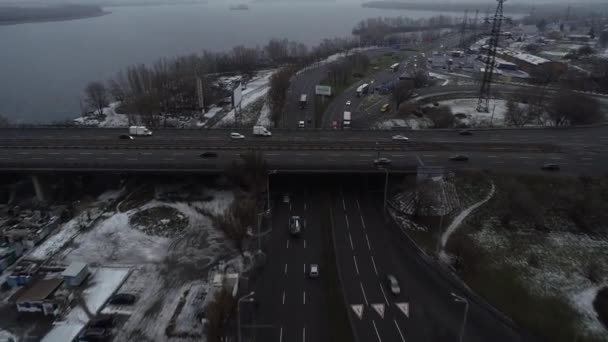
[{"left": 386, "top": 274, "right": 401, "bottom": 295}]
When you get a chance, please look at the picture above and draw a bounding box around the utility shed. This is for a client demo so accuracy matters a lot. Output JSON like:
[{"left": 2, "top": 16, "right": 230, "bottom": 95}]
[{"left": 61, "top": 262, "right": 89, "bottom": 287}]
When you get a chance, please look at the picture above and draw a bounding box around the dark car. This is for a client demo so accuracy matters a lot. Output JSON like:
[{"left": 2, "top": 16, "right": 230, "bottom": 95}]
[
  {"left": 118, "top": 134, "right": 133, "bottom": 140},
  {"left": 541, "top": 163, "right": 560, "bottom": 171},
  {"left": 449, "top": 155, "right": 469, "bottom": 162},
  {"left": 373, "top": 158, "right": 392, "bottom": 166},
  {"left": 78, "top": 328, "right": 110, "bottom": 342},
  {"left": 386, "top": 274, "right": 401, "bottom": 295},
  {"left": 109, "top": 293, "right": 137, "bottom": 305},
  {"left": 459, "top": 130, "right": 473, "bottom": 136},
  {"left": 200, "top": 152, "right": 218, "bottom": 159},
  {"left": 88, "top": 315, "right": 115, "bottom": 329}
]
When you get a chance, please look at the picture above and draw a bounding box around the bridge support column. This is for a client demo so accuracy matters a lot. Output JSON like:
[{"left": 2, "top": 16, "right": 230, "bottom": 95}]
[{"left": 31, "top": 175, "right": 50, "bottom": 203}]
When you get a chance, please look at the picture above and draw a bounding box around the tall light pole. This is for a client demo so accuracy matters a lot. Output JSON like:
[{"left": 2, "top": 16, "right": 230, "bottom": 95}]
[
  {"left": 451, "top": 292, "right": 469, "bottom": 342},
  {"left": 238, "top": 291, "right": 255, "bottom": 342}
]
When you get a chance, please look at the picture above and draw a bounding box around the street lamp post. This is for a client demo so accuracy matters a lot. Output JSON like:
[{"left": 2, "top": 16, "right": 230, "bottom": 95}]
[
  {"left": 451, "top": 292, "right": 469, "bottom": 342},
  {"left": 238, "top": 291, "right": 255, "bottom": 342}
]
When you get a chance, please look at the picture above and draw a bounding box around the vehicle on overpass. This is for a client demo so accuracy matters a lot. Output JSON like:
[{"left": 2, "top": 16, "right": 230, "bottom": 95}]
[
  {"left": 343, "top": 111, "right": 351, "bottom": 129},
  {"left": 230, "top": 132, "right": 245, "bottom": 140},
  {"left": 356, "top": 83, "right": 369, "bottom": 97},
  {"left": 374, "top": 158, "right": 392, "bottom": 166},
  {"left": 289, "top": 216, "right": 304, "bottom": 236},
  {"left": 392, "top": 134, "right": 408, "bottom": 141},
  {"left": 390, "top": 63, "right": 400, "bottom": 72},
  {"left": 450, "top": 155, "right": 470, "bottom": 162},
  {"left": 253, "top": 126, "right": 272, "bottom": 137},
  {"left": 129, "top": 126, "right": 152, "bottom": 136},
  {"left": 299, "top": 94, "right": 307, "bottom": 109}
]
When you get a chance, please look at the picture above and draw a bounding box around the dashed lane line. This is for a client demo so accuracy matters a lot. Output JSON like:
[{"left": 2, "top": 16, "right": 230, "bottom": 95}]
[
  {"left": 360, "top": 282, "right": 369, "bottom": 305},
  {"left": 349, "top": 233, "right": 354, "bottom": 250},
  {"left": 372, "top": 320, "right": 382, "bottom": 342},
  {"left": 394, "top": 320, "right": 406, "bottom": 342},
  {"left": 353, "top": 256, "right": 360, "bottom": 275},
  {"left": 286, "top": 240, "right": 290, "bottom": 249},
  {"left": 371, "top": 255, "right": 378, "bottom": 275},
  {"left": 366, "top": 234, "right": 371, "bottom": 251},
  {"left": 303, "top": 291, "right": 306, "bottom": 305},
  {"left": 345, "top": 215, "right": 350, "bottom": 229},
  {"left": 379, "top": 283, "right": 389, "bottom": 306},
  {"left": 361, "top": 215, "right": 366, "bottom": 230},
  {"left": 282, "top": 291, "right": 286, "bottom": 305},
  {"left": 416, "top": 155, "right": 424, "bottom": 166},
  {"left": 284, "top": 264, "right": 288, "bottom": 275}
]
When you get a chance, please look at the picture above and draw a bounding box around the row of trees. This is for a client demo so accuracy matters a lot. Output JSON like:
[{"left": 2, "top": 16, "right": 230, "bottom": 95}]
[
  {"left": 83, "top": 37, "right": 363, "bottom": 127},
  {"left": 353, "top": 15, "right": 459, "bottom": 45}
]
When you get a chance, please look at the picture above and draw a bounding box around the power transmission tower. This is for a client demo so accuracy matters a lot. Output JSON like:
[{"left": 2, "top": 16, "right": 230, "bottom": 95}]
[
  {"left": 459, "top": 9, "right": 469, "bottom": 48},
  {"left": 472, "top": 10, "right": 479, "bottom": 40},
  {"left": 477, "top": 0, "right": 507, "bottom": 113}
]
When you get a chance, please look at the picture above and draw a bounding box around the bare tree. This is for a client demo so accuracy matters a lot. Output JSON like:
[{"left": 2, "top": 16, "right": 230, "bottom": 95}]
[
  {"left": 268, "top": 67, "right": 295, "bottom": 127},
  {"left": 504, "top": 98, "right": 530, "bottom": 127},
  {"left": 548, "top": 91, "right": 602, "bottom": 126},
  {"left": 84, "top": 81, "right": 109, "bottom": 115},
  {"left": 426, "top": 106, "right": 454, "bottom": 128}
]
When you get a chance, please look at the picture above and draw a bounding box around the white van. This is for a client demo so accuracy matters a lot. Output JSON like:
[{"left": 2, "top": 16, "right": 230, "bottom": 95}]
[{"left": 298, "top": 121, "right": 305, "bottom": 128}]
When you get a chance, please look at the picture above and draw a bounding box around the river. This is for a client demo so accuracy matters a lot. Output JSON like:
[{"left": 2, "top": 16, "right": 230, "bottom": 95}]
[{"left": 0, "top": 2, "right": 454, "bottom": 123}]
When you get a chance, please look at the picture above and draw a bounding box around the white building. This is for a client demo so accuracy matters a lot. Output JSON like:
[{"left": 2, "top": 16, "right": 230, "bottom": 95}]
[{"left": 62, "top": 262, "right": 89, "bottom": 287}]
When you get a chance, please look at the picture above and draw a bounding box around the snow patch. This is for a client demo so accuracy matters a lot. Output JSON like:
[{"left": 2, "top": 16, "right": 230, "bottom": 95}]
[
  {"left": 430, "top": 98, "right": 509, "bottom": 127},
  {"left": 74, "top": 102, "right": 128, "bottom": 128}
]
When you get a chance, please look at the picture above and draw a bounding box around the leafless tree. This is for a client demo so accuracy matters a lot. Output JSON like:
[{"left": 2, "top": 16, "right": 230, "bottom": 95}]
[
  {"left": 504, "top": 98, "right": 530, "bottom": 127},
  {"left": 84, "top": 81, "right": 108, "bottom": 115},
  {"left": 548, "top": 91, "right": 602, "bottom": 126},
  {"left": 426, "top": 106, "right": 454, "bottom": 128},
  {"left": 268, "top": 67, "right": 295, "bottom": 126}
]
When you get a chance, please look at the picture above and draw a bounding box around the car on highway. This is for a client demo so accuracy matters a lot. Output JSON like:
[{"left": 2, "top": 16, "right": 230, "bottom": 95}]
[
  {"left": 283, "top": 194, "right": 290, "bottom": 203},
  {"left": 200, "top": 152, "right": 218, "bottom": 159},
  {"left": 541, "top": 163, "right": 560, "bottom": 171},
  {"left": 109, "top": 293, "right": 137, "bottom": 305},
  {"left": 381, "top": 104, "right": 391, "bottom": 112},
  {"left": 78, "top": 328, "right": 110, "bottom": 342},
  {"left": 346, "top": 100, "right": 351, "bottom": 106},
  {"left": 298, "top": 121, "right": 305, "bottom": 128},
  {"left": 459, "top": 130, "right": 473, "bottom": 136},
  {"left": 392, "top": 135, "right": 409, "bottom": 141},
  {"left": 119, "top": 134, "right": 133, "bottom": 140},
  {"left": 309, "top": 264, "right": 319, "bottom": 278},
  {"left": 386, "top": 274, "right": 401, "bottom": 295},
  {"left": 373, "top": 158, "right": 392, "bottom": 166},
  {"left": 289, "top": 215, "right": 304, "bottom": 236},
  {"left": 449, "top": 155, "right": 469, "bottom": 162},
  {"left": 230, "top": 132, "right": 245, "bottom": 140}
]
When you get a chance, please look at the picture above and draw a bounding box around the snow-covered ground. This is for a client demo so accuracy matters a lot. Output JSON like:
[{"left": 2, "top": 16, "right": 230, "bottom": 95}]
[
  {"left": 373, "top": 117, "right": 432, "bottom": 130},
  {"left": 430, "top": 98, "right": 508, "bottom": 127},
  {"left": 472, "top": 226, "right": 608, "bottom": 339},
  {"left": 255, "top": 102, "right": 272, "bottom": 127},
  {"left": 429, "top": 72, "right": 450, "bottom": 86},
  {"left": 214, "top": 69, "right": 275, "bottom": 127},
  {"left": 74, "top": 102, "right": 128, "bottom": 128}
]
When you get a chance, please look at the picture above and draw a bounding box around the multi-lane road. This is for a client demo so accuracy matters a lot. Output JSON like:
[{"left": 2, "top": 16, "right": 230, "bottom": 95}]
[{"left": 249, "top": 176, "right": 530, "bottom": 342}]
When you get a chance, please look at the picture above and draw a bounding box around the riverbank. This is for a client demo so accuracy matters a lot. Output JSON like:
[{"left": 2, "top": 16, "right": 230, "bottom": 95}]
[{"left": 0, "top": 5, "right": 109, "bottom": 26}]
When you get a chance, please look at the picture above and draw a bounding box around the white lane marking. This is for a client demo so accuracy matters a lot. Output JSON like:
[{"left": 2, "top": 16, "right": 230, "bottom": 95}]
[
  {"left": 47, "top": 152, "right": 60, "bottom": 155},
  {"left": 581, "top": 157, "right": 594, "bottom": 161},
  {"left": 266, "top": 153, "right": 280, "bottom": 156},
  {"left": 31, "top": 157, "right": 44, "bottom": 160},
  {"left": 79, "top": 152, "right": 92, "bottom": 155},
  {"left": 297, "top": 153, "right": 310, "bottom": 157},
  {"left": 422, "top": 154, "right": 436, "bottom": 157},
  {"left": 366, "top": 234, "right": 371, "bottom": 251},
  {"left": 282, "top": 291, "right": 286, "bottom": 304},
  {"left": 302, "top": 327, "right": 306, "bottom": 342},
  {"left": 303, "top": 240, "right": 306, "bottom": 249},
  {"left": 16, "top": 152, "right": 30, "bottom": 155},
  {"left": 372, "top": 303, "right": 385, "bottom": 319},
  {"left": 304, "top": 203, "right": 307, "bottom": 210},
  {"left": 361, "top": 215, "right": 366, "bottom": 230},
  {"left": 110, "top": 152, "right": 123, "bottom": 155},
  {"left": 360, "top": 282, "right": 369, "bottom": 305},
  {"left": 163, "top": 158, "right": 174, "bottom": 161},
  {"left": 356, "top": 199, "right": 361, "bottom": 210},
  {"left": 172, "top": 152, "right": 184, "bottom": 156},
  {"left": 371, "top": 255, "right": 378, "bottom": 275},
  {"left": 280, "top": 327, "right": 283, "bottom": 342},
  {"left": 396, "top": 302, "right": 410, "bottom": 318},
  {"left": 416, "top": 155, "right": 424, "bottom": 166},
  {"left": 372, "top": 320, "right": 382, "bottom": 342},
  {"left": 286, "top": 240, "right": 289, "bottom": 249},
  {"left": 379, "top": 283, "right": 389, "bottom": 305},
  {"left": 519, "top": 156, "right": 531, "bottom": 159},
  {"left": 345, "top": 214, "right": 350, "bottom": 229},
  {"left": 329, "top": 154, "right": 342, "bottom": 157},
  {"left": 359, "top": 154, "right": 373, "bottom": 157},
  {"left": 303, "top": 291, "right": 306, "bottom": 305},
  {"left": 549, "top": 157, "right": 562, "bottom": 160},
  {"left": 0, "top": 157, "right": 8, "bottom": 160},
  {"left": 394, "top": 320, "right": 406, "bottom": 342},
  {"left": 284, "top": 264, "right": 288, "bottom": 275},
  {"left": 349, "top": 233, "right": 354, "bottom": 250},
  {"left": 353, "top": 255, "right": 360, "bottom": 275},
  {"left": 141, "top": 152, "right": 152, "bottom": 155},
  {"left": 392, "top": 154, "right": 405, "bottom": 157},
  {"left": 126, "top": 158, "right": 138, "bottom": 161},
  {"left": 342, "top": 197, "right": 346, "bottom": 210},
  {"left": 303, "top": 263, "right": 306, "bottom": 274},
  {"left": 487, "top": 155, "right": 498, "bottom": 158},
  {"left": 65, "top": 157, "right": 76, "bottom": 160}
]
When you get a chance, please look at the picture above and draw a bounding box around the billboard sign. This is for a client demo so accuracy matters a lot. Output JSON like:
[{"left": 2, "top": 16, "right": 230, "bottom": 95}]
[{"left": 315, "top": 85, "right": 332, "bottom": 96}]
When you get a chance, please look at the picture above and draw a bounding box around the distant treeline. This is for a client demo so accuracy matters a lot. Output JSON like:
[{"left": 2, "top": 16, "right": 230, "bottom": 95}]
[
  {"left": 0, "top": 5, "right": 106, "bottom": 24},
  {"left": 362, "top": 1, "right": 529, "bottom": 14}
]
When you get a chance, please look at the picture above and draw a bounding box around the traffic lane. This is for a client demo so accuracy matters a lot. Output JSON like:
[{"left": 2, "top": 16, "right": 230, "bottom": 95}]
[
  {"left": 0, "top": 149, "right": 602, "bottom": 175},
  {"left": 358, "top": 194, "right": 524, "bottom": 342},
  {"left": 330, "top": 192, "right": 378, "bottom": 342}
]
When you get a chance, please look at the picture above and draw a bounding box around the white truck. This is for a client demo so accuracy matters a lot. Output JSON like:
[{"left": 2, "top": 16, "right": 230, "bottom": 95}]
[
  {"left": 356, "top": 83, "right": 369, "bottom": 97},
  {"left": 129, "top": 126, "right": 152, "bottom": 136},
  {"left": 343, "top": 111, "right": 351, "bottom": 129},
  {"left": 253, "top": 125, "right": 272, "bottom": 137}
]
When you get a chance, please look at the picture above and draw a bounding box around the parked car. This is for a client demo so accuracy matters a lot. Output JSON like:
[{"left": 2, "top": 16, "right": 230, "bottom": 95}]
[
  {"left": 118, "top": 134, "right": 133, "bottom": 140},
  {"left": 392, "top": 135, "right": 409, "bottom": 141},
  {"left": 309, "top": 264, "right": 319, "bottom": 278},
  {"left": 449, "top": 155, "right": 469, "bottom": 162},
  {"left": 230, "top": 132, "right": 245, "bottom": 140},
  {"left": 200, "top": 152, "right": 218, "bottom": 159},
  {"left": 78, "top": 328, "right": 110, "bottom": 342},
  {"left": 386, "top": 274, "right": 401, "bottom": 295},
  {"left": 459, "top": 130, "right": 473, "bottom": 136},
  {"left": 541, "top": 163, "right": 560, "bottom": 171},
  {"left": 88, "top": 315, "right": 115, "bottom": 329},
  {"left": 109, "top": 293, "right": 137, "bottom": 305},
  {"left": 373, "top": 158, "right": 392, "bottom": 166}
]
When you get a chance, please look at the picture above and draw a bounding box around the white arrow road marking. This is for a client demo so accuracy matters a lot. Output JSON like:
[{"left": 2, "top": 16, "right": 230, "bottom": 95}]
[
  {"left": 351, "top": 304, "right": 364, "bottom": 319},
  {"left": 396, "top": 302, "right": 410, "bottom": 318},
  {"left": 372, "top": 303, "right": 385, "bottom": 319}
]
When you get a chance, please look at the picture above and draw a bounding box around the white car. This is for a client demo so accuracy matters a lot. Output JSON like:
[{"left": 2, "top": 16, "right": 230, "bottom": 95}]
[
  {"left": 309, "top": 264, "right": 319, "bottom": 278},
  {"left": 298, "top": 121, "right": 305, "bottom": 128},
  {"left": 230, "top": 132, "right": 245, "bottom": 140},
  {"left": 392, "top": 135, "right": 409, "bottom": 141},
  {"left": 346, "top": 100, "right": 351, "bottom": 106}
]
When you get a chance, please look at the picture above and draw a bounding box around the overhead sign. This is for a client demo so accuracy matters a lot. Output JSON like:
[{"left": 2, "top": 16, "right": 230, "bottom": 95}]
[
  {"left": 315, "top": 85, "right": 332, "bottom": 96},
  {"left": 351, "top": 304, "right": 364, "bottom": 319},
  {"left": 396, "top": 302, "right": 409, "bottom": 318},
  {"left": 371, "top": 303, "right": 385, "bottom": 319}
]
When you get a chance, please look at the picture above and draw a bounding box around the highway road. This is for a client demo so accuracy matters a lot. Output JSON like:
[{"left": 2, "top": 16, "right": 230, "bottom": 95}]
[{"left": 251, "top": 175, "right": 531, "bottom": 342}]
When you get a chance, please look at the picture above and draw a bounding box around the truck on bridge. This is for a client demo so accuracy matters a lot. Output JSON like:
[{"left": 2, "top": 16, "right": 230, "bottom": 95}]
[
  {"left": 129, "top": 126, "right": 152, "bottom": 136},
  {"left": 343, "top": 111, "right": 351, "bottom": 129}
]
